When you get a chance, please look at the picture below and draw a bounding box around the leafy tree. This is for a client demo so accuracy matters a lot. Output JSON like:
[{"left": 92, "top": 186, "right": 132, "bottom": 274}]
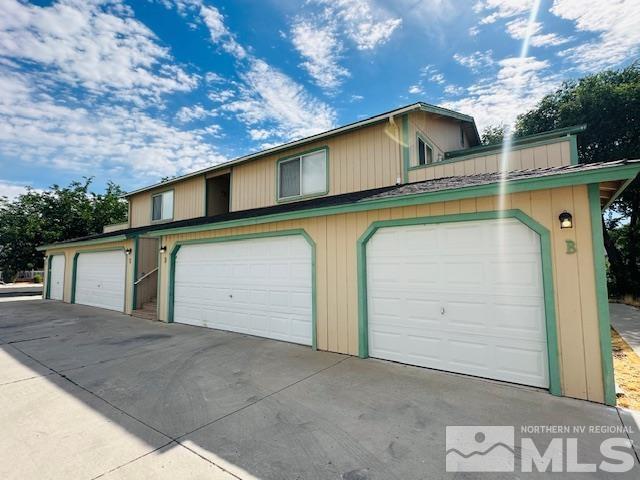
[
  {"left": 515, "top": 62, "right": 640, "bottom": 297},
  {"left": 480, "top": 124, "right": 507, "bottom": 145},
  {"left": 0, "top": 178, "right": 127, "bottom": 282}
]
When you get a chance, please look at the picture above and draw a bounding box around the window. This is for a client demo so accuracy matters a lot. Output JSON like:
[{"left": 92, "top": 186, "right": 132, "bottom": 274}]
[
  {"left": 417, "top": 137, "right": 433, "bottom": 166},
  {"left": 151, "top": 190, "right": 173, "bottom": 221},
  {"left": 278, "top": 149, "right": 327, "bottom": 200}
]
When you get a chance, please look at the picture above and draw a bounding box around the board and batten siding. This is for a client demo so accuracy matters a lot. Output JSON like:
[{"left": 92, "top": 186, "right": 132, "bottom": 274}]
[
  {"left": 408, "top": 138, "right": 573, "bottom": 183},
  {"left": 129, "top": 176, "right": 205, "bottom": 228},
  {"left": 44, "top": 239, "right": 135, "bottom": 314},
  {"left": 231, "top": 120, "right": 404, "bottom": 211},
  {"left": 156, "top": 185, "right": 604, "bottom": 404}
]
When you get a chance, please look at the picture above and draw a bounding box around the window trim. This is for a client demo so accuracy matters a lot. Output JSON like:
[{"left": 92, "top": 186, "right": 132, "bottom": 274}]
[
  {"left": 276, "top": 146, "right": 329, "bottom": 203},
  {"left": 410, "top": 133, "right": 436, "bottom": 170},
  {"left": 150, "top": 189, "right": 175, "bottom": 223}
]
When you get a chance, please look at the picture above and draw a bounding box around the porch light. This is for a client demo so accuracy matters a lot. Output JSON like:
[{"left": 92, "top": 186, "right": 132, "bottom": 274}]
[
  {"left": 159, "top": 245, "right": 167, "bottom": 254},
  {"left": 559, "top": 211, "right": 573, "bottom": 229},
  {"left": 125, "top": 248, "right": 132, "bottom": 255}
]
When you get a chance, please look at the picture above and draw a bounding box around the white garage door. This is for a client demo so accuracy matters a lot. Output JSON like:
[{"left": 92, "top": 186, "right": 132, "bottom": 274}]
[
  {"left": 49, "top": 255, "right": 65, "bottom": 301},
  {"left": 366, "top": 218, "right": 549, "bottom": 388},
  {"left": 173, "top": 235, "right": 312, "bottom": 345},
  {"left": 75, "top": 250, "right": 126, "bottom": 312}
]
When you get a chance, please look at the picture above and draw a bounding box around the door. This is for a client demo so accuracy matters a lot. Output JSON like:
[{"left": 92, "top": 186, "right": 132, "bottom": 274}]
[
  {"left": 366, "top": 218, "right": 549, "bottom": 388},
  {"left": 49, "top": 255, "right": 65, "bottom": 301},
  {"left": 74, "top": 250, "right": 126, "bottom": 312},
  {"left": 173, "top": 235, "right": 312, "bottom": 345}
]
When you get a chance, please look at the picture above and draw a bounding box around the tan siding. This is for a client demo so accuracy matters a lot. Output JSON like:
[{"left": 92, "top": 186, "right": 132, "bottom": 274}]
[
  {"left": 408, "top": 139, "right": 572, "bottom": 183},
  {"left": 46, "top": 239, "right": 134, "bottom": 314},
  {"left": 155, "top": 185, "right": 603, "bottom": 402},
  {"left": 129, "top": 176, "right": 205, "bottom": 228}
]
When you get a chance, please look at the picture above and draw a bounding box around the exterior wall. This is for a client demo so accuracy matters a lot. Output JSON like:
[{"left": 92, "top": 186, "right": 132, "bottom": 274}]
[
  {"left": 407, "top": 138, "right": 573, "bottom": 183},
  {"left": 407, "top": 110, "right": 468, "bottom": 163},
  {"left": 230, "top": 120, "right": 403, "bottom": 211},
  {"left": 134, "top": 237, "right": 159, "bottom": 308},
  {"left": 129, "top": 175, "right": 205, "bottom": 228},
  {"left": 156, "top": 185, "right": 605, "bottom": 403},
  {"left": 44, "top": 239, "right": 135, "bottom": 314}
]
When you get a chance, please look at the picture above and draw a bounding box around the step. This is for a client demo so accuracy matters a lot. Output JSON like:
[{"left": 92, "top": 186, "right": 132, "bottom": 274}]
[{"left": 132, "top": 309, "right": 157, "bottom": 320}]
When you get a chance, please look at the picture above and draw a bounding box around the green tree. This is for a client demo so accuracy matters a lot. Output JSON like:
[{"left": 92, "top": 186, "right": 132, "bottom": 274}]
[
  {"left": 0, "top": 178, "right": 127, "bottom": 282},
  {"left": 515, "top": 62, "right": 640, "bottom": 297},
  {"left": 480, "top": 124, "right": 507, "bottom": 145}
]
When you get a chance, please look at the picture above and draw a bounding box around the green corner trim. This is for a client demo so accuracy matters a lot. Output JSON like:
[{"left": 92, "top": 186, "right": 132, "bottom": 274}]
[
  {"left": 356, "top": 209, "right": 562, "bottom": 396},
  {"left": 45, "top": 255, "right": 53, "bottom": 299},
  {"left": 131, "top": 236, "right": 139, "bottom": 311},
  {"left": 275, "top": 146, "right": 330, "bottom": 204},
  {"left": 70, "top": 247, "right": 126, "bottom": 306},
  {"left": 588, "top": 183, "right": 617, "bottom": 406},
  {"left": 167, "top": 229, "right": 318, "bottom": 350},
  {"left": 401, "top": 114, "right": 410, "bottom": 183},
  {"left": 569, "top": 135, "right": 580, "bottom": 165}
]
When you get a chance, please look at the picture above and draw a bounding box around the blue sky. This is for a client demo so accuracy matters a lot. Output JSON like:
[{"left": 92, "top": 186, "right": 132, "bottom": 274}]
[{"left": 0, "top": 0, "right": 638, "bottom": 198}]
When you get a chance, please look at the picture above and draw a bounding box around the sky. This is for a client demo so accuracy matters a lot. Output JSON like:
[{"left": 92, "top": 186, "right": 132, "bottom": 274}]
[{"left": 0, "top": 0, "right": 638, "bottom": 199}]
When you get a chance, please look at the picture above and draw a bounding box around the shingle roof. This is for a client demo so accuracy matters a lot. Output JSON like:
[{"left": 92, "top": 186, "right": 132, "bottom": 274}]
[{"left": 42, "top": 159, "right": 640, "bottom": 249}]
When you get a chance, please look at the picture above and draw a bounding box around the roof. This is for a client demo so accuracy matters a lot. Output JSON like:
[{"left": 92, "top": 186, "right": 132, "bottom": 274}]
[
  {"left": 123, "top": 102, "right": 480, "bottom": 198},
  {"left": 39, "top": 159, "right": 640, "bottom": 250}
]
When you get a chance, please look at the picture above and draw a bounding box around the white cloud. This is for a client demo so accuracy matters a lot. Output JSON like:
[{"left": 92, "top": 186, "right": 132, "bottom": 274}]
[
  {"left": 443, "top": 56, "right": 560, "bottom": 129},
  {"left": 0, "top": 72, "right": 226, "bottom": 182},
  {"left": 505, "top": 18, "right": 570, "bottom": 47},
  {"left": 468, "top": 26, "right": 480, "bottom": 36},
  {"left": 550, "top": 0, "right": 640, "bottom": 71},
  {"left": 473, "top": 0, "right": 532, "bottom": 24},
  {"left": 207, "top": 89, "right": 236, "bottom": 103},
  {"left": 0, "top": 0, "right": 197, "bottom": 104},
  {"left": 0, "top": 180, "right": 39, "bottom": 201},
  {"left": 224, "top": 59, "right": 336, "bottom": 141},
  {"left": 175, "top": 104, "right": 216, "bottom": 123},
  {"left": 443, "top": 84, "right": 464, "bottom": 96},
  {"left": 200, "top": 5, "right": 247, "bottom": 59},
  {"left": 314, "top": 0, "right": 402, "bottom": 50},
  {"left": 408, "top": 84, "right": 424, "bottom": 95},
  {"left": 290, "top": 19, "right": 349, "bottom": 90},
  {"left": 453, "top": 50, "right": 495, "bottom": 72}
]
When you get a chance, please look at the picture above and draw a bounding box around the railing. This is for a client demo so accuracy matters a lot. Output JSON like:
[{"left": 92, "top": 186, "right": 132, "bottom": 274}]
[
  {"left": 134, "top": 267, "right": 158, "bottom": 286},
  {"left": 134, "top": 268, "right": 158, "bottom": 309}
]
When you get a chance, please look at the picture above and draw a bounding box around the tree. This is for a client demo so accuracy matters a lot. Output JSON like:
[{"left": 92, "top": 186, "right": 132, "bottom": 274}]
[
  {"left": 480, "top": 124, "right": 507, "bottom": 145},
  {"left": 515, "top": 62, "right": 640, "bottom": 297},
  {"left": 0, "top": 178, "right": 127, "bottom": 282}
]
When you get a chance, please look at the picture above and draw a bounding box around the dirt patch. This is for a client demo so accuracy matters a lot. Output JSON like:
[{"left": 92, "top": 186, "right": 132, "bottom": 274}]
[{"left": 612, "top": 328, "right": 640, "bottom": 410}]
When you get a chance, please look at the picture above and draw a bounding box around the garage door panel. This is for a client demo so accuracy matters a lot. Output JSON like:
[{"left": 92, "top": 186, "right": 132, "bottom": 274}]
[
  {"left": 75, "top": 250, "right": 125, "bottom": 312},
  {"left": 367, "top": 218, "right": 549, "bottom": 388},
  {"left": 174, "top": 236, "right": 312, "bottom": 346}
]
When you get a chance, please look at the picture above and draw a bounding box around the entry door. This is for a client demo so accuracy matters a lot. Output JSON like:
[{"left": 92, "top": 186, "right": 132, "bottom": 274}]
[
  {"left": 366, "top": 218, "right": 549, "bottom": 388},
  {"left": 75, "top": 250, "right": 126, "bottom": 312},
  {"left": 49, "top": 255, "right": 65, "bottom": 301},
  {"left": 173, "top": 235, "right": 312, "bottom": 345}
]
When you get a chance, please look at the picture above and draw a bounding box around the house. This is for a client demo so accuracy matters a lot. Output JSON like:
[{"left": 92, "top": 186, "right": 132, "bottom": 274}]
[{"left": 38, "top": 102, "right": 640, "bottom": 406}]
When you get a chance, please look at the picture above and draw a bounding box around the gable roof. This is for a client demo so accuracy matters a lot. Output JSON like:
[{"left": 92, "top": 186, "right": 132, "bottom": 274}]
[
  {"left": 39, "top": 159, "right": 640, "bottom": 250},
  {"left": 123, "top": 102, "right": 480, "bottom": 198}
]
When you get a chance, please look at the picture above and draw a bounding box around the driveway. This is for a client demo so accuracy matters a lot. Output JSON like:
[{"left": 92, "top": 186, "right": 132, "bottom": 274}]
[
  {"left": 611, "top": 302, "right": 640, "bottom": 356},
  {"left": 1, "top": 300, "right": 638, "bottom": 479}
]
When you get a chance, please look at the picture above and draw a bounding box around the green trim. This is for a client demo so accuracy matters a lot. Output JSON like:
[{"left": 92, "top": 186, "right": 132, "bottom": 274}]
[
  {"left": 132, "top": 236, "right": 139, "bottom": 311},
  {"left": 445, "top": 125, "right": 586, "bottom": 160},
  {"left": 228, "top": 169, "right": 233, "bottom": 212},
  {"left": 157, "top": 238, "right": 162, "bottom": 320},
  {"left": 275, "top": 146, "right": 329, "bottom": 203},
  {"left": 356, "top": 210, "right": 562, "bottom": 396},
  {"left": 603, "top": 177, "right": 634, "bottom": 211},
  {"left": 167, "top": 229, "right": 318, "bottom": 350},
  {"left": 37, "top": 234, "right": 127, "bottom": 251},
  {"left": 569, "top": 135, "right": 580, "bottom": 165},
  {"left": 409, "top": 131, "right": 436, "bottom": 170},
  {"left": 45, "top": 255, "right": 53, "bottom": 299},
  {"left": 70, "top": 247, "right": 126, "bottom": 306},
  {"left": 401, "top": 114, "right": 410, "bottom": 183},
  {"left": 150, "top": 188, "right": 175, "bottom": 224},
  {"left": 144, "top": 162, "right": 640, "bottom": 238},
  {"left": 588, "top": 184, "right": 617, "bottom": 406}
]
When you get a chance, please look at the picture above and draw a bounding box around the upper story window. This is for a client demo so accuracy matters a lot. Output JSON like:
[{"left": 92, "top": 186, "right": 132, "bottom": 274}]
[
  {"left": 417, "top": 136, "right": 434, "bottom": 166},
  {"left": 151, "top": 190, "right": 174, "bottom": 222},
  {"left": 278, "top": 148, "right": 328, "bottom": 201}
]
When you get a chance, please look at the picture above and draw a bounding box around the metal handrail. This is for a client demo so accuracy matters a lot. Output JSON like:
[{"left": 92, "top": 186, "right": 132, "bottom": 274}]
[{"left": 134, "top": 267, "right": 158, "bottom": 286}]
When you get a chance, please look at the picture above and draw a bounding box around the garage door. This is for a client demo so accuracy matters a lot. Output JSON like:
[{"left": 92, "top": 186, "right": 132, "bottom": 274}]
[
  {"left": 173, "top": 235, "right": 313, "bottom": 345},
  {"left": 49, "top": 255, "right": 65, "bottom": 301},
  {"left": 74, "top": 250, "right": 126, "bottom": 312},
  {"left": 366, "top": 218, "right": 548, "bottom": 388}
]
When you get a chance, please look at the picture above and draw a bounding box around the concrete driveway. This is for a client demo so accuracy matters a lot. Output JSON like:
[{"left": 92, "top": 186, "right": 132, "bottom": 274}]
[{"left": 1, "top": 300, "right": 638, "bottom": 479}]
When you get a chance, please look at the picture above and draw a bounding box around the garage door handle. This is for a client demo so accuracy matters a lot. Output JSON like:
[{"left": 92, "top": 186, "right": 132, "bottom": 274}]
[
  {"left": 229, "top": 294, "right": 233, "bottom": 298},
  {"left": 441, "top": 307, "right": 445, "bottom": 315}
]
